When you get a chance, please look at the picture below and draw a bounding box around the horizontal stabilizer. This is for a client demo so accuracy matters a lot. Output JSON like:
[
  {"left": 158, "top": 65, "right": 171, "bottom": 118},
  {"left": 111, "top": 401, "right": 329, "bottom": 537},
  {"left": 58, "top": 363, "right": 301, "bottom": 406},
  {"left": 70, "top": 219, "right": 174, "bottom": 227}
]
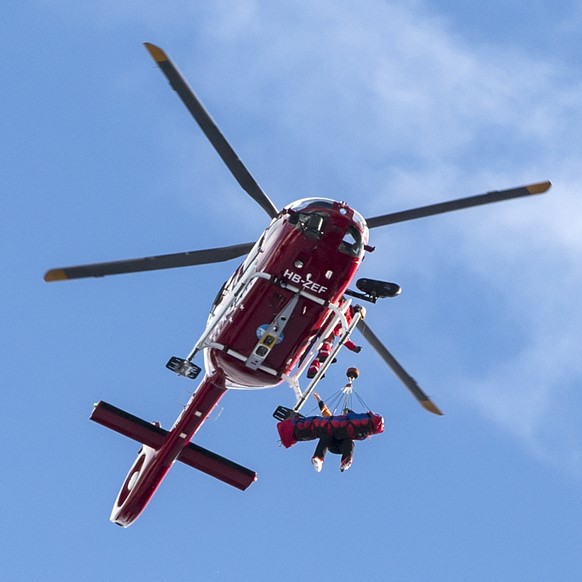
[{"left": 91, "top": 401, "right": 256, "bottom": 491}]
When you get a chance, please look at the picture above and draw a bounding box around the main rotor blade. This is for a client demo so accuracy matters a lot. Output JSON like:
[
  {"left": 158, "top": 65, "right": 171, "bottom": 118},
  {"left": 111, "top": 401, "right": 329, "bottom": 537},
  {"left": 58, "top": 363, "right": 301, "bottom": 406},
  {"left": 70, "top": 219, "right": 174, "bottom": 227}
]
[
  {"left": 356, "top": 320, "right": 443, "bottom": 415},
  {"left": 44, "top": 242, "right": 254, "bottom": 282},
  {"left": 365, "top": 181, "right": 551, "bottom": 229},
  {"left": 144, "top": 42, "right": 279, "bottom": 220}
]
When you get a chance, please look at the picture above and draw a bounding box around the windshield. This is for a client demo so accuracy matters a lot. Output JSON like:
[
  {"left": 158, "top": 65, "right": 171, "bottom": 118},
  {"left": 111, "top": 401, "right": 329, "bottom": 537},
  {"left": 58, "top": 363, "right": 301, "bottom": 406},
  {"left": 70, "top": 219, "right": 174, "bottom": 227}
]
[
  {"left": 286, "top": 198, "right": 368, "bottom": 257},
  {"left": 286, "top": 198, "right": 336, "bottom": 213},
  {"left": 286, "top": 199, "right": 333, "bottom": 239}
]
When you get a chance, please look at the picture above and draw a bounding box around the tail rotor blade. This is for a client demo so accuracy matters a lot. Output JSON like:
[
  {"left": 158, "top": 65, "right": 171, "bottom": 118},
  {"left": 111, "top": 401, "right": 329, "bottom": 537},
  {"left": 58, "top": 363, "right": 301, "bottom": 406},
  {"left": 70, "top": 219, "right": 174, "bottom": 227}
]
[
  {"left": 365, "top": 181, "right": 551, "bottom": 229},
  {"left": 356, "top": 320, "right": 443, "bottom": 415},
  {"left": 44, "top": 242, "right": 254, "bottom": 282},
  {"left": 144, "top": 42, "right": 279, "bottom": 220}
]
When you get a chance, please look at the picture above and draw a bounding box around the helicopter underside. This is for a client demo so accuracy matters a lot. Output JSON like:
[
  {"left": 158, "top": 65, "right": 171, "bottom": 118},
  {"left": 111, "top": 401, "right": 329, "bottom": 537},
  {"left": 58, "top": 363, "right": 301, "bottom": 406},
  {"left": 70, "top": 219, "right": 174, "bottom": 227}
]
[{"left": 198, "top": 267, "right": 366, "bottom": 414}]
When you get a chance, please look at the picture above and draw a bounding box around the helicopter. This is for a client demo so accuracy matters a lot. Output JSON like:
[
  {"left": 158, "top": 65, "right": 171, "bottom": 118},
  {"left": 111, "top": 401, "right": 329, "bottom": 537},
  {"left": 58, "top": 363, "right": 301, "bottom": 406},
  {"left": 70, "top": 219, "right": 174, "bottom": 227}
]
[{"left": 44, "top": 43, "right": 551, "bottom": 527}]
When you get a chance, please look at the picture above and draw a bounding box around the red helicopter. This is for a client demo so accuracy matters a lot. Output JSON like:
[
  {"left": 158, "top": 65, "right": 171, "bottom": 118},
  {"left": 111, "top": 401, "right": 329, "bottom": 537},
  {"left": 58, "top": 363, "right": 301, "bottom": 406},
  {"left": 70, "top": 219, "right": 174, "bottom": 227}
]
[{"left": 45, "top": 43, "right": 551, "bottom": 527}]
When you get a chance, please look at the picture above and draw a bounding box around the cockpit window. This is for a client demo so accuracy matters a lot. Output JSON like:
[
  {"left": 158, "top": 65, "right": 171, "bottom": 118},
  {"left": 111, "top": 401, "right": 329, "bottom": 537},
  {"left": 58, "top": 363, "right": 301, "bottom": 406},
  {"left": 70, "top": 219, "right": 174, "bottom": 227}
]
[
  {"left": 286, "top": 198, "right": 368, "bottom": 257},
  {"left": 287, "top": 198, "right": 335, "bottom": 213},
  {"left": 339, "top": 224, "right": 364, "bottom": 257},
  {"left": 287, "top": 199, "right": 336, "bottom": 238},
  {"left": 351, "top": 209, "right": 367, "bottom": 233}
]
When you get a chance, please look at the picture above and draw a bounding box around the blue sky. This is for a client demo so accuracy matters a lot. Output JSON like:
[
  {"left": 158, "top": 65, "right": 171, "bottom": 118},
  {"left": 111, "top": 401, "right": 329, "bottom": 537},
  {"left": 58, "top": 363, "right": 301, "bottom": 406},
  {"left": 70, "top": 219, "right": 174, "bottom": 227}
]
[{"left": 3, "top": 1, "right": 582, "bottom": 580}]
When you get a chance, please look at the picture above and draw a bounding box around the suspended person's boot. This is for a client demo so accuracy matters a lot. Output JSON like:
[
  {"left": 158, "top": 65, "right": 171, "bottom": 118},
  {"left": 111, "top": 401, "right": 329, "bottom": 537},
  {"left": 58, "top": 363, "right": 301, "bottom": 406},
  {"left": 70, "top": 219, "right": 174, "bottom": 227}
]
[
  {"left": 307, "top": 359, "right": 321, "bottom": 378},
  {"left": 340, "top": 455, "right": 353, "bottom": 472},
  {"left": 345, "top": 339, "right": 362, "bottom": 353}
]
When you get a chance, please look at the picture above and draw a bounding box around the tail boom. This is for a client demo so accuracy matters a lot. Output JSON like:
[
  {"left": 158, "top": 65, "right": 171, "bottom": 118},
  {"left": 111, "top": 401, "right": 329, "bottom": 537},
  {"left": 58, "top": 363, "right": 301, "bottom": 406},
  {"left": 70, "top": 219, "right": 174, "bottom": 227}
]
[{"left": 91, "top": 372, "right": 256, "bottom": 527}]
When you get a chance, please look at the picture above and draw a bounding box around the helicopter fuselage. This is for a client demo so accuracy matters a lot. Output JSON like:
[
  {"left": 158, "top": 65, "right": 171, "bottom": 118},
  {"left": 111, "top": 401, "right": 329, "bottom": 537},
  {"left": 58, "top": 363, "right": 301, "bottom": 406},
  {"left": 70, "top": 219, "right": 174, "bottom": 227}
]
[{"left": 203, "top": 197, "right": 369, "bottom": 388}]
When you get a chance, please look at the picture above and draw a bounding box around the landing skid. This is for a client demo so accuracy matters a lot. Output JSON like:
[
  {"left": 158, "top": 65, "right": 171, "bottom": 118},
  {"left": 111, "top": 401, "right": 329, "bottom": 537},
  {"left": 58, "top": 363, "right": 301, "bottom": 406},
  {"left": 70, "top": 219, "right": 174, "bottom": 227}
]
[
  {"left": 272, "top": 303, "right": 365, "bottom": 419},
  {"left": 287, "top": 304, "right": 365, "bottom": 413}
]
